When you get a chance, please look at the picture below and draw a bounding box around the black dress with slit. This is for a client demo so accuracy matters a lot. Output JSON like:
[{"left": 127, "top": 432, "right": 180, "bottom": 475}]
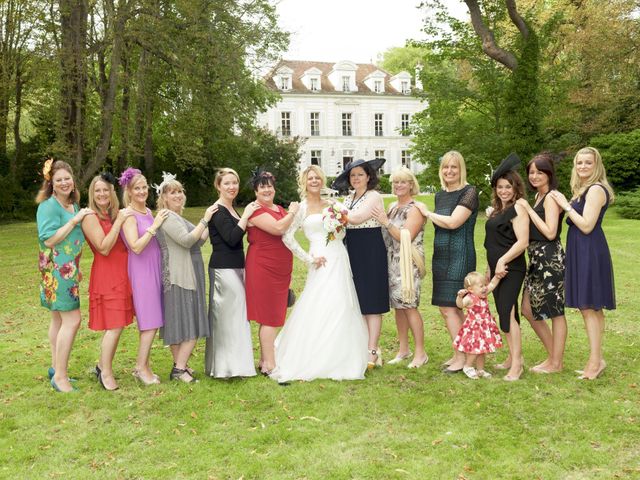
[{"left": 484, "top": 205, "right": 526, "bottom": 333}]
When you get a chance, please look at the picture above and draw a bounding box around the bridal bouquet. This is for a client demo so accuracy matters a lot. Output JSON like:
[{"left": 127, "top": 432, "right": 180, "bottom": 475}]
[{"left": 322, "top": 202, "right": 348, "bottom": 245}]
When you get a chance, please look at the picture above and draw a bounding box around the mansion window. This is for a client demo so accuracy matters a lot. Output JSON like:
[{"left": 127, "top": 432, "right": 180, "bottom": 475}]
[
  {"left": 310, "top": 150, "right": 322, "bottom": 166},
  {"left": 281, "top": 112, "right": 291, "bottom": 136},
  {"left": 310, "top": 77, "right": 319, "bottom": 91},
  {"left": 342, "top": 113, "right": 352, "bottom": 136},
  {"left": 374, "top": 80, "right": 382, "bottom": 93},
  {"left": 280, "top": 76, "right": 291, "bottom": 90},
  {"left": 374, "top": 150, "right": 385, "bottom": 174},
  {"left": 342, "top": 76, "right": 350, "bottom": 92},
  {"left": 401, "top": 114, "right": 410, "bottom": 136},
  {"left": 310, "top": 112, "right": 320, "bottom": 136},
  {"left": 401, "top": 80, "right": 410, "bottom": 94},
  {"left": 374, "top": 113, "right": 384, "bottom": 137},
  {"left": 401, "top": 150, "right": 412, "bottom": 168}
]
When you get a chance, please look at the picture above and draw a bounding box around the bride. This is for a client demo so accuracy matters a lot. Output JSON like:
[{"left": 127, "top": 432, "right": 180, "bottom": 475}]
[{"left": 270, "top": 165, "right": 369, "bottom": 383}]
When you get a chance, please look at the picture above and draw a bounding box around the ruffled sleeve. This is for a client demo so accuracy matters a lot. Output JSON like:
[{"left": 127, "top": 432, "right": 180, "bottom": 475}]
[{"left": 282, "top": 201, "right": 313, "bottom": 266}]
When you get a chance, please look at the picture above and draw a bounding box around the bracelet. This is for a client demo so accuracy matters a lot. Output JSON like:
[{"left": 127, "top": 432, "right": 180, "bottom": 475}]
[
  {"left": 199, "top": 218, "right": 208, "bottom": 227},
  {"left": 564, "top": 205, "right": 573, "bottom": 213},
  {"left": 146, "top": 227, "right": 157, "bottom": 236}
]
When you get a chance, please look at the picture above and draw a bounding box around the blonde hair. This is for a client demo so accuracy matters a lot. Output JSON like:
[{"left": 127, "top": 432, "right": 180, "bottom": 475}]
[
  {"left": 87, "top": 176, "right": 119, "bottom": 221},
  {"left": 464, "top": 271, "right": 485, "bottom": 289},
  {"left": 570, "top": 147, "right": 615, "bottom": 203},
  {"left": 214, "top": 168, "right": 240, "bottom": 192},
  {"left": 298, "top": 165, "right": 326, "bottom": 199},
  {"left": 390, "top": 166, "right": 420, "bottom": 196},
  {"left": 36, "top": 160, "right": 81, "bottom": 205},
  {"left": 439, "top": 150, "right": 467, "bottom": 190},
  {"left": 156, "top": 178, "right": 186, "bottom": 213},
  {"left": 122, "top": 173, "right": 146, "bottom": 207}
]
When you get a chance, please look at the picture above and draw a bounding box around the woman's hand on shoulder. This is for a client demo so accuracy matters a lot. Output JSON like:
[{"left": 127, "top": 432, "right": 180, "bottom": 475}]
[
  {"left": 114, "top": 207, "right": 133, "bottom": 225},
  {"left": 152, "top": 208, "right": 170, "bottom": 228},
  {"left": 288, "top": 201, "right": 300, "bottom": 215},
  {"left": 203, "top": 204, "right": 218, "bottom": 222},
  {"left": 414, "top": 201, "right": 430, "bottom": 219},
  {"left": 515, "top": 198, "right": 529, "bottom": 210},
  {"left": 74, "top": 207, "right": 94, "bottom": 225},
  {"left": 548, "top": 190, "right": 570, "bottom": 210},
  {"left": 485, "top": 206, "right": 494, "bottom": 217},
  {"left": 242, "top": 201, "right": 260, "bottom": 218}
]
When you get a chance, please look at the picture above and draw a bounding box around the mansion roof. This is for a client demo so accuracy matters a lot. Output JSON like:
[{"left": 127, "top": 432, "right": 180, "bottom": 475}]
[{"left": 264, "top": 59, "right": 414, "bottom": 96}]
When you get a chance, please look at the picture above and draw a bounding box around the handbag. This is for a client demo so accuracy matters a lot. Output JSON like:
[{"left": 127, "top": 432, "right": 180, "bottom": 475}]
[{"left": 287, "top": 288, "right": 296, "bottom": 307}]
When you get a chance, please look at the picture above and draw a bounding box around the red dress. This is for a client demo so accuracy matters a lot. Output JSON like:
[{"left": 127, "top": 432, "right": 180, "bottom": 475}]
[
  {"left": 245, "top": 205, "right": 293, "bottom": 327},
  {"left": 87, "top": 216, "right": 134, "bottom": 330},
  {"left": 453, "top": 293, "right": 503, "bottom": 354}
]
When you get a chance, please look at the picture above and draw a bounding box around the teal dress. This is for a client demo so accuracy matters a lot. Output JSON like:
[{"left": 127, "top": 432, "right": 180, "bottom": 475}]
[{"left": 36, "top": 196, "right": 85, "bottom": 311}]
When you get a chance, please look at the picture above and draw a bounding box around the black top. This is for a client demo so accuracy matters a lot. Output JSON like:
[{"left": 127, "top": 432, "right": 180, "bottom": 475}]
[
  {"left": 529, "top": 193, "right": 563, "bottom": 242},
  {"left": 484, "top": 204, "right": 526, "bottom": 273},
  {"left": 208, "top": 205, "right": 246, "bottom": 269}
]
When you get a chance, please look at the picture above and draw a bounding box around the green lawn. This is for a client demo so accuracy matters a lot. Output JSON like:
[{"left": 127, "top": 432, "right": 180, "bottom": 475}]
[{"left": 0, "top": 199, "right": 639, "bottom": 479}]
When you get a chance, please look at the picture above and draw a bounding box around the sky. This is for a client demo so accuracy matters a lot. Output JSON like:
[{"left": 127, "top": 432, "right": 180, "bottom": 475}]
[{"left": 275, "top": 0, "right": 470, "bottom": 64}]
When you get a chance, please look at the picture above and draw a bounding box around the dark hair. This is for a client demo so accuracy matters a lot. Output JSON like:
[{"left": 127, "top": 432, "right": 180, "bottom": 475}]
[
  {"left": 349, "top": 162, "right": 380, "bottom": 190},
  {"left": 526, "top": 152, "right": 558, "bottom": 191},
  {"left": 250, "top": 170, "right": 276, "bottom": 191},
  {"left": 490, "top": 170, "right": 525, "bottom": 214}
]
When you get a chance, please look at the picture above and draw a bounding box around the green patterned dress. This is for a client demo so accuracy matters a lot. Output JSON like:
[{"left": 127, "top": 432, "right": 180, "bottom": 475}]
[{"left": 36, "top": 196, "right": 85, "bottom": 311}]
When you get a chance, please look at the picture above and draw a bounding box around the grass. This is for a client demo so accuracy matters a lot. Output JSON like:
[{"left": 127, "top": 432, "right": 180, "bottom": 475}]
[{"left": 0, "top": 198, "right": 639, "bottom": 479}]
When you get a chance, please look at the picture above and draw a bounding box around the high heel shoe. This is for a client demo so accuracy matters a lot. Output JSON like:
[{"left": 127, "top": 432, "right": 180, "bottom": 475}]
[
  {"left": 388, "top": 351, "right": 412, "bottom": 365},
  {"left": 132, "top": 369, "right": 160, "bottom": 385},
  {"left": 408, "top": 355, "right": 429, "bottom": 369},
  {"left": 504, "top": 366, "right": 524, "bottom": 382},
  {"left": 367, "top": 349, "right": 379, "bottom": 370},
  {"left": 170, "top": 367, "right": 197, "bottom": 383},
  {"left": 50, "top": 377, "right": 78, "bottom": 393}
]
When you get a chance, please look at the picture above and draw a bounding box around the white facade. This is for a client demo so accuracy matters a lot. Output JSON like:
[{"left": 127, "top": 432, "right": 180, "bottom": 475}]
[{"left": 257, "top": 60, "right": 425, "bottom": 178}]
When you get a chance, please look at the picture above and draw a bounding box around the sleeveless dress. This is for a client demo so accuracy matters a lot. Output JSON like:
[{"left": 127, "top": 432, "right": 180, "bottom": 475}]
[
  {"left": 382, "top": 201, "right": 425, "bottom": 309},
  {"left": 245, "top": 205, "right": 293, "bottom": 327},
  {"left": 344, "top": 191, "right": 389, "bottom": 315},
  {"left": 453, "top": 293, "right": 503, "bottom": 354},
  {"left": 87, "top": 216, "right": 134, "bottom": 330},
  {"left": 431, "top": 185, "right": 478, "bottom": 307},
  {"left": 523, "top": 194, "right": 565, "bottom": 320},
  {"left": 565, "top": 185, "right": 615, "bottom": 310},
  {"left": 270, "top": 203, "right": 369, "bottom": 383},
  {"left": 484, "top": 205, "right": 526, "bottom": 332},
  {"left": 36, "top": 197, "right": 85, "bottom": 311},
  {"left": 121, "top": 209, "right": 164, "bottom": 331}
]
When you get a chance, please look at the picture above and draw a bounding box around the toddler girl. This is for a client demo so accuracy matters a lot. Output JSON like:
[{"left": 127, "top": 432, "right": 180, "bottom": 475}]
[{"left": 454, "top": 271, "right": 503, "bottom": 379}]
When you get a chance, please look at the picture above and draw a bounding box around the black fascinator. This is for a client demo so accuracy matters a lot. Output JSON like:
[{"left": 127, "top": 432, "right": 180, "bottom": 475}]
[
  {"left": 249, "top": 166, "right": 276, "bottom": 190},
  {"left": 490, "top": 153, "right": 521, "bottom": 187},
  {"left": 99, "top": 171, "right": 117, "bottom": 186}
]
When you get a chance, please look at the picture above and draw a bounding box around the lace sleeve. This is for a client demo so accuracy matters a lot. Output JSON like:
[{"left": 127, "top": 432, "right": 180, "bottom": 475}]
[
  {"left": 282, "top": 201, "right": 313, "bottom": 266},
  {"left": 459, "top": 185, "right": 479, "bottom": 212}
]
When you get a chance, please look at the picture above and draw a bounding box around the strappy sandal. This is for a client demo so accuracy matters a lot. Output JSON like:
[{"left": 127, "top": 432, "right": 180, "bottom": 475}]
[{"left": 170, "top": 367, "right": 197, "bottom": 384}]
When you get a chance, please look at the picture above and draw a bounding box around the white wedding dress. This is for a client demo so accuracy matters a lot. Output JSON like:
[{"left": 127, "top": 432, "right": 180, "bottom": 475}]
[{"left": 270, "top": 201, "right": 369, "bottom": 383}]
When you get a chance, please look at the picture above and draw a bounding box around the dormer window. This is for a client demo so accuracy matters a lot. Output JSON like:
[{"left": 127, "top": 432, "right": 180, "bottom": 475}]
[
  {"left": 342, "top": 76, "right": 350, "bottom": 92},
  {"left": 280, "top": 76, "right": 291, "bottom": 91},
  {"left": 374, "top": 80, "right": 382, "bottom": 93},
  {"left": 310, "top": 77, "right": 319, "bottom": 91},
  {"left": 401, "top": 80, "right": 410, "bottom": 94}
]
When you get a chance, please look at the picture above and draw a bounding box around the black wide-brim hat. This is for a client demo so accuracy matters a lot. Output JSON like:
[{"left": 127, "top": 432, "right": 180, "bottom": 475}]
[
  {"left": 331, "top": 158, "right": 386, "bottom": 191},
  {"left": 490, "top": 152, "right": 521, "bottom": 187}
]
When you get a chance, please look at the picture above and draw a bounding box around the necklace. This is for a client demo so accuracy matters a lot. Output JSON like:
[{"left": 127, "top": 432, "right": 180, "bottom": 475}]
[
  {"left": 348, "top": 190, "right": 367, "bottom": 210},
  {"left": 131, "top": 205, "right": 147, "bottom": 214}
]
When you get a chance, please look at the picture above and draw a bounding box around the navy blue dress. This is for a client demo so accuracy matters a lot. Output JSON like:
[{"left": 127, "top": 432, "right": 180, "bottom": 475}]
[{"left": 565, "top": 185, "right": 615, "bottom": 310}]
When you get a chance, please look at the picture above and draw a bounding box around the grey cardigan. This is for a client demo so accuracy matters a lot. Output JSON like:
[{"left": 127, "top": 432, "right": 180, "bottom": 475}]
[{"left": 158, "top": 212, "right": 204, "bottom": 291}]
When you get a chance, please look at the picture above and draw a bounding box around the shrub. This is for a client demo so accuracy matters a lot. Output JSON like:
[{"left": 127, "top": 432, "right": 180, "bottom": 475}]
[
  {"left": 590, "top": 129, "right": 640, "bottom": 192},
  {"left": 614, "top": 188, "right": 640, "bottom": 220}
]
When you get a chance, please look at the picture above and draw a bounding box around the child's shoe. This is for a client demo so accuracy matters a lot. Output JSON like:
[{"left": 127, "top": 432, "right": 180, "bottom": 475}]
[
  {"left": 463, "top": 366, "right": 479, "bottom": 379},
  {"left": 477, "top": 370, "right": 492, "bottom": 379}
]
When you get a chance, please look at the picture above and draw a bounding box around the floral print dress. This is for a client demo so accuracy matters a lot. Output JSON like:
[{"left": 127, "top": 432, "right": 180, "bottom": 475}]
[
  {"left": 37, "top": 196, "right": 85, "bottom": 311},
  {"left": 453, "top": 293, "right": 503, "bottom": 354}
]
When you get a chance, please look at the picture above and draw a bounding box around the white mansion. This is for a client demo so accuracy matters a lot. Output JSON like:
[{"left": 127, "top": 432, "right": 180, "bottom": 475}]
[{"left": 257, "top": 60, "right": 425, "bottom": 177}]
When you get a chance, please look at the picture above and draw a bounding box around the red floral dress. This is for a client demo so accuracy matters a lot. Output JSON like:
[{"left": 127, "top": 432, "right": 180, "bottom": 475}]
[{"left": 453, "top": 293, "right": 503, "bottom": 354}]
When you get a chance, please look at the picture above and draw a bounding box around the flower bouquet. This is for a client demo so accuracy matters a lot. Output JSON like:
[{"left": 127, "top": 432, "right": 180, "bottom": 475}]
[{"left": 322, "top": 202, "right": 348, "bottom": 245}]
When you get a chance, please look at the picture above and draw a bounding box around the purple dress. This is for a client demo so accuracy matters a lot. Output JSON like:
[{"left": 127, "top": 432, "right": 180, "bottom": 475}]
[
  {"left": 565, "top": 185, "right": 615, "bottom": 310},
  {"left": 122, "top": 209, "right": 164, "bottom": 330}
]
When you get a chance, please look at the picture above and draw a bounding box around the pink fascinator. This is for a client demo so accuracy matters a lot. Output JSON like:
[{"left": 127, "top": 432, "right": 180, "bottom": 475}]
[{"left": 119, "top": 167, "right": 142, "bottom": 187}]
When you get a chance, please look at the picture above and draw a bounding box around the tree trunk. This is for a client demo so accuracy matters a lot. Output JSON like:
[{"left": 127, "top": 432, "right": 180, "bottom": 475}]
[
  {"left": 59, "top": 0, "right": 88, "bottom": 172},
  {"left": 117, "top": 43, "right": 132, "bottom": 172},
  {"left": 81, "top": 0, "right": 130, "bottom": 185},
  {"left": 12, "top": 60, "right": 23, "bottom": 177}
]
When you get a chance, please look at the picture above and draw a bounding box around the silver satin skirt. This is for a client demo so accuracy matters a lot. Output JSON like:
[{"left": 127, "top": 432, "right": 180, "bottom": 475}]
[{"left": 204, "top": 268, "right": 257, "bottom": 378}]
